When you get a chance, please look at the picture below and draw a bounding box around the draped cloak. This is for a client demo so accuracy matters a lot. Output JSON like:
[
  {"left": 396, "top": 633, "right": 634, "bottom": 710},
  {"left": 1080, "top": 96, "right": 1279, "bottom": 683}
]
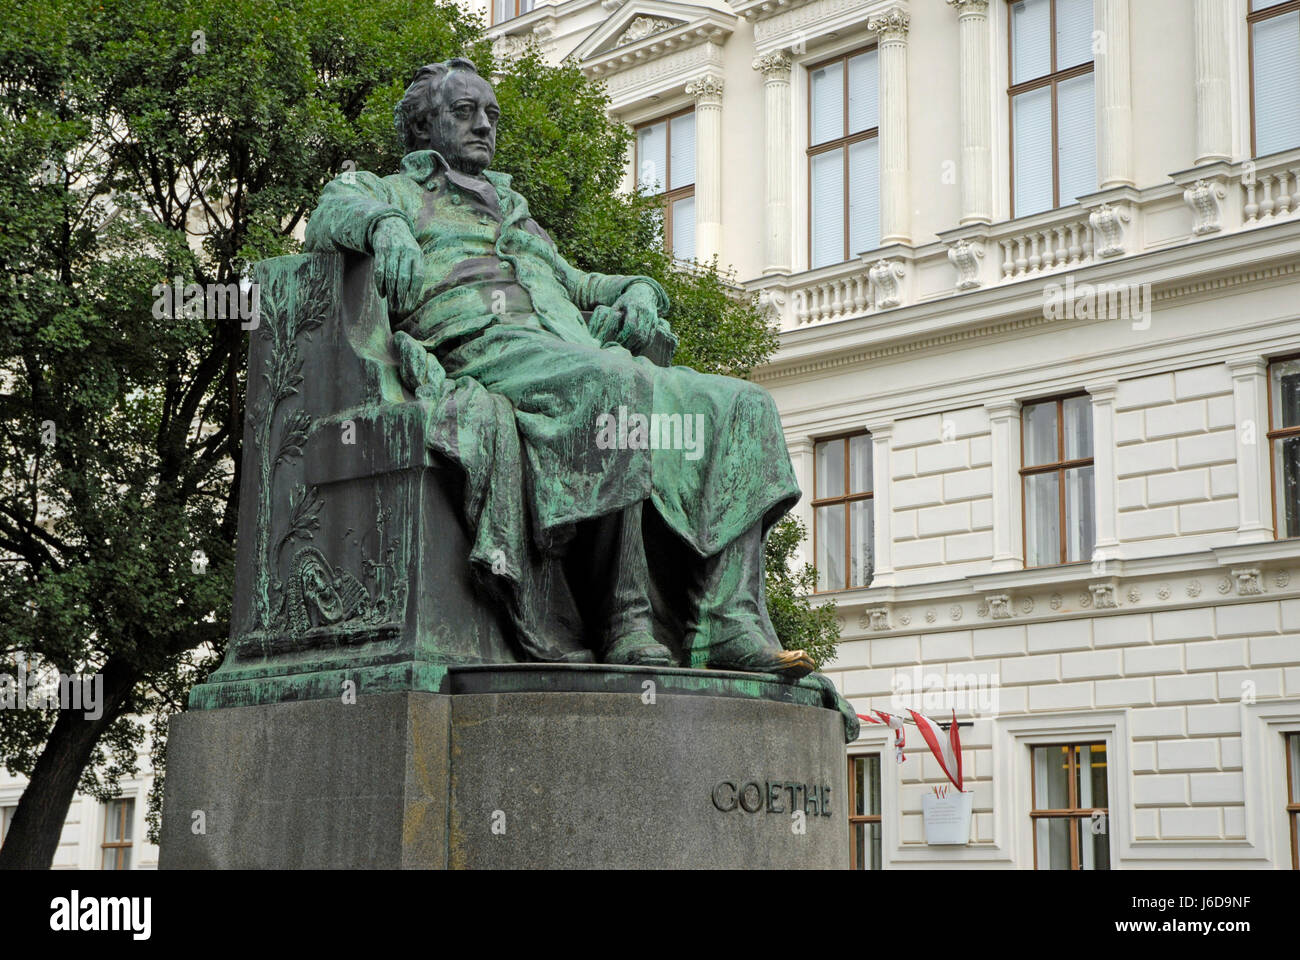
[{"left": 304, "top": 150, "right": 800, "bottom": 658}]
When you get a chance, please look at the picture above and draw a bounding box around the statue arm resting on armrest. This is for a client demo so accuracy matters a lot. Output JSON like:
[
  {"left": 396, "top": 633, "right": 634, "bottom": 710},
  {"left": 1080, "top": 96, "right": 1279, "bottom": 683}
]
[{"left": 551, "top": 252, "right": 678, "bottom": 367}]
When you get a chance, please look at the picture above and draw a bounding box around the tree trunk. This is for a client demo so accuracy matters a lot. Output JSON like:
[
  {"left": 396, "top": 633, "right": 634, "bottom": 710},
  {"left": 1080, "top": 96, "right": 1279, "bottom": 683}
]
[{"left": 0, "top": 655, "right": 139, "bottom": 869}]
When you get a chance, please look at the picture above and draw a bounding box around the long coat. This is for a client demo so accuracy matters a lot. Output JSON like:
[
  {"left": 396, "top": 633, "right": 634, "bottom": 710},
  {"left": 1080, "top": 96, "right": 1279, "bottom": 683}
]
[{"left": 304, "top": 150, "right": 799, "bottom": 657}]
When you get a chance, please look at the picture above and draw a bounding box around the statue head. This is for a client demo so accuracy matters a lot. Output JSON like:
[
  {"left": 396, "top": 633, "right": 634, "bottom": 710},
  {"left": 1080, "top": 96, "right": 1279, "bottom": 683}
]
[{"left": 394, "top": 58, "right": 499, "bottom": 176}]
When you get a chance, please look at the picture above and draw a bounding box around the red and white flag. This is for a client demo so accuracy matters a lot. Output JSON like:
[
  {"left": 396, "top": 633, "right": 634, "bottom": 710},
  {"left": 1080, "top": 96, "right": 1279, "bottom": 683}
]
[
  {"left": 857, "top": 710, "right": 906, "bottom": 763},
  {"left": 908, "top": 708, "right": 963, "bottom": 792}
]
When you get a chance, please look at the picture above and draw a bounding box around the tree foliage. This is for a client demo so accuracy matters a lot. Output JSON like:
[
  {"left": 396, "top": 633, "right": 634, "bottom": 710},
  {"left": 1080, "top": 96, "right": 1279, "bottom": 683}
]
[{"left": 0, "top": 1, "right": 835, "bottom": 868}]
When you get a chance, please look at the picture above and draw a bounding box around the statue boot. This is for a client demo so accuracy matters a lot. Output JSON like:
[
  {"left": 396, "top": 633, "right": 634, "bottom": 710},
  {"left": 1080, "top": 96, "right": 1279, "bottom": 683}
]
[
  {"left": 567, "top": 501, "right": 674, "bottom": 667},
  {"left": 683, "top": 523, "right": 815, "bottom": 679}
]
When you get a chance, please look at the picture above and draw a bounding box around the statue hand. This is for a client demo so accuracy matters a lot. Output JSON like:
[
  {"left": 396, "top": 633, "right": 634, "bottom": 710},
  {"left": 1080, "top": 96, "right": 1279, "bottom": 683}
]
[
  {"left": 371, "top": 218, "right": 424, "bottom": 315},
  {"left": 611, "top": 282, "right": 676, "bottom": 366}
]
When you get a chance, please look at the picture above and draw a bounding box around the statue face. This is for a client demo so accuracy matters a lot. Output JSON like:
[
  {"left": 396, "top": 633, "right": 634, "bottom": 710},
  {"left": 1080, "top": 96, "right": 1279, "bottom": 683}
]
[{"left": 424, "top": 70, "right": 500, "bottom": 175}]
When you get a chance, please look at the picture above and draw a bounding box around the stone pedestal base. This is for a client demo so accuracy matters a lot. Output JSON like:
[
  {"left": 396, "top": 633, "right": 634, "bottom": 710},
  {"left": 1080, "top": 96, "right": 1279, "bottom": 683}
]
[{"left": 159, "top": 666, "right": 848, "bottom": 869}]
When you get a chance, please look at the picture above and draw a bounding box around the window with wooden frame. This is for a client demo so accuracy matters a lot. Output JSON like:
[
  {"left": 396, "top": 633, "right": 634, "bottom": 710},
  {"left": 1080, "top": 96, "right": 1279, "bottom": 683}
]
[
  {"left": 101, "top": 797, "right": 134, "bottom": 870},
  {"left": 635, "top": 110, "right": 696, "bottom": 261},
  {"left": 848, "top": 754, "right": 883, "bottom": 869},
  {"left": 1287, "top": 733, "right": 1300, "bottom": 869},
  {"left": 807, "top": 46, "right": 879, "bottom": 270},
  {"left": 1269, "top": 355, "right": 1300, "bottom": 538},
  {"left": 812, "top": 433, "right": 873, "bottom": 592},
  {"left": 0, "top": 805, "right": 14, "bottom": 849},
  {"left": 1008, "top": 0, "right": 1096, "bottom": 217},
  {"left": 491, "top": 0, "right": 534, "bottom": 25},
  {"left": 1249, "top": 0, "right": 1300, "bottom": 157},
  {"left": 1030, "top": 742, "right": 1109, "bottom": 870},
  {"left": 1021, "top": 394, "right": 1094, "bottom": 567}
]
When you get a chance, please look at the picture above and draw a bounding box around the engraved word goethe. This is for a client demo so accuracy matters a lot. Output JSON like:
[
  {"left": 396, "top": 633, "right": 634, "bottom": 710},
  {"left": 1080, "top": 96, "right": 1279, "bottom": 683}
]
[{"left": 712, "top": 779, "right": 833, "bottom": 817}]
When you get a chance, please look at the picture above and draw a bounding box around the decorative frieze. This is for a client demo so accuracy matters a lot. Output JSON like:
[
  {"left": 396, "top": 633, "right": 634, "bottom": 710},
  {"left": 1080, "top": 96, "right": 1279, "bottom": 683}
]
[
  {"left": 986, "top": 594, "right": 1012, "bottom": 619},
  {"left": 1231, "top": 567, "right": 1263, "bottom": 596}
]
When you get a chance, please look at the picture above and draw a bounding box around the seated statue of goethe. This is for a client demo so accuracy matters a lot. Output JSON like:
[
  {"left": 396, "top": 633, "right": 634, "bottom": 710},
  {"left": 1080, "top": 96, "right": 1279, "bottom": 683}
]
[{"left": 304, "top": 58, "right": 827, "bottom": 688}]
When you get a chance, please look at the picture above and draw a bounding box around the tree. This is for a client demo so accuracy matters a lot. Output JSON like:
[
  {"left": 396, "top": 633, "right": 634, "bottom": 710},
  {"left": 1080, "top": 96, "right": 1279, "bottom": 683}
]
[{"left": 0, "top": 2, "right": 836, "bottom": 869}]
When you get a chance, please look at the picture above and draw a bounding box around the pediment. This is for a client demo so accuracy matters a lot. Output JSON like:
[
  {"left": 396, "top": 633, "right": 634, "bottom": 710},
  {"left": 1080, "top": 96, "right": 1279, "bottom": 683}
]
[{"left": 570, "top": 0, "right": 736, "bottom": 65}]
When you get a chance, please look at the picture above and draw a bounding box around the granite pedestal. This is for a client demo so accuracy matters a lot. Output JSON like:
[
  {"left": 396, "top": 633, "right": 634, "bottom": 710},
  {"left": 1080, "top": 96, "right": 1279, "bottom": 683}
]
[{"left": 159, "top": 665, "right": 849, "bottom": 869}]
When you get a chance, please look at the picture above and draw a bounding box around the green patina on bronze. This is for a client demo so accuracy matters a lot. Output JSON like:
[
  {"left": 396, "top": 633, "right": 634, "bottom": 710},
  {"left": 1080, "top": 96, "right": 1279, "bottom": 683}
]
[{"left": 191, "top": 58, "right": 860, "bottom": 742}]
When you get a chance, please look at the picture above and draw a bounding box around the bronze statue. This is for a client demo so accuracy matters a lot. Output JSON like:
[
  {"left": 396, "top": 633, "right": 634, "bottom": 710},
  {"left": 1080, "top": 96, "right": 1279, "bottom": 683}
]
[{"left": 302, "top": 58, "right": 818, "bottom": 677}]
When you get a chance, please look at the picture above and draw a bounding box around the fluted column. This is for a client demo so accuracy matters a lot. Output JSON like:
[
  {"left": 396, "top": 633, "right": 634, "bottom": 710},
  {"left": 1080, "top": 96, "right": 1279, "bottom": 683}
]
[
  {"left": 685, "top": 73, "right": 724, "bottom": 264},
  {"left": 948, "top": 0, "right": 992, "bottom": 224},
  {"left": 753, "top": 52, "right": 793, "bottom": 274},
  {"left": 867, "top": 9, "right": 911, "bottom": 245},
  {"left": 1193, "top": 0, "right": 1233, "bottom": 164},
  {"left": 1096, "top": 0, "right": 1133, "bottom": 188}
]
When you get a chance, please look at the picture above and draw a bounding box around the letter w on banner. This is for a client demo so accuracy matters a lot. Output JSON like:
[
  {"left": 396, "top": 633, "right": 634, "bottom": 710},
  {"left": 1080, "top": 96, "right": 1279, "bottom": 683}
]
[{"left": 909, "top": 709, "right": 963, "bottom": 792}]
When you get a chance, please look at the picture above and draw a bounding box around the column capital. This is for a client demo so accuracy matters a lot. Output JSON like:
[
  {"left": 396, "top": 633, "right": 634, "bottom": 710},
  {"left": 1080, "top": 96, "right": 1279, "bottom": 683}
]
[
  {"left": 785, "top": 436, "right": 815, "bottom": 455},
  {"left": 1227, "top": 355, "right": 1269, "bottom": 377},
  {"left": 685, "top": 73, "right": 724, "bottom": 105},
  {"left": 1085, "top": 379, "right": 1120, "bottom": 403},
  {"left": 985, "top": 398, "right": 1022, "bottom": 420},
  {"left": 946, "top": 0, "right": 990, "bottom": 15},
  {"left": 864, "top": 418, "right": 894, "bottom": 438},
  {"left": 867, "top": 7, "right": 910, "bottom": 42},
  {"left": 751, "top": 52, "right": 792, "bottom": 80}
]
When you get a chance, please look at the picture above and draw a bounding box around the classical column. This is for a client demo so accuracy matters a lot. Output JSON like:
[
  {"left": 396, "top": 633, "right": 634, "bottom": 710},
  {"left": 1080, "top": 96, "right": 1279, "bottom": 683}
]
[
  {"left": 1096, "top": 0, "right": 1134, "bottom": 188},
  {"left": 685, "top": 73, "right": 724, "bottom": 264},
  {"left": 985, "top": 400, "right": 1024, "bottom": 571},
  {"left": 1228, "top": 357, "right": 1275, "bottom": 543},
  {"left": 867, "top": 9, "right": 911, "bottom": 245},
  {"left": 753, "top": 52, "right": 793, "bottom": 274},
  {"left": 1086, "top": 380, "right": 1120, "bottom": 558},
  {"left": 865, "top": 420, "right": 896, "bottom": 587},
  {"left": 1193, "top": 0, "right": 1233, "bottom": 164},
  {"left": 948, "top": 0, "right": 992, "bottom": 224}
]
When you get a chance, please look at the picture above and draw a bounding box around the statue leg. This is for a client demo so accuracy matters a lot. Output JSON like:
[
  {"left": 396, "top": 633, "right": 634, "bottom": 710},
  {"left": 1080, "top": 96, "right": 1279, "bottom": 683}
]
[
  {"left": 682, "top": 522, "right": 815, "bottom": 679},
  {"left": 565, "top": 501, "right": 674, "bottom": 666}
]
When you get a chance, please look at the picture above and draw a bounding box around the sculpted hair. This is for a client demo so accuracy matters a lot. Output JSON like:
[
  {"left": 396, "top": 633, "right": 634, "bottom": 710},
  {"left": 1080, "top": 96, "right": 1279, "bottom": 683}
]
[{"left": 394, "top": 58, "right": 481, "bottom": 152}]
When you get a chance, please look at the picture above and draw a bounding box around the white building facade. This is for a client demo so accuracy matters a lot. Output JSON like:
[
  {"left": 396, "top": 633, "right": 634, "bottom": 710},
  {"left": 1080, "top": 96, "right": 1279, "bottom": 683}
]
[{"left": 477, "top": 0, "right": 1300, "bottom": 869}]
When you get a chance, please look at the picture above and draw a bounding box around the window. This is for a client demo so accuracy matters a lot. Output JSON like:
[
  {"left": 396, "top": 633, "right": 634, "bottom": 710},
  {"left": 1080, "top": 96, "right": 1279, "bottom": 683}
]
[
  {"left": 636, "top": 110, "right": 696, "bottom": 261},
  {"left": 1288, "top": 733, "right": 1300, "bottom": 869},
  {"left": 848, "top": 755, "right": 883, "bottom": 869},
  {"left": 491, "top": 0, "right": 534, "bottom": 24},
  {"left": 1269, "top": 356, "right": 1300, "bottom": 538},
  {"left": 807, "top": 47, "right": 879, "bottom": 269},
  {"left": 0, "top": 805, "right": 14, "bottom": 849},
  {"left": 812, "top": 433, "right": 873, "bottom": 591},
  {"left": 1021, "top": 394, "right": 1094, "bottom": 566},
  {"left": 101, "top": 798, "right": 134, "bottom": 870},
  {"left": 1249, "top": 0, "right": 1300, "bottom": 157},
  {"left": 1030, "top": 743, "right": 1109, "bottom": 869},
  {"left": 1008, "top": 0, "right": 1096, "bottom": 217}
]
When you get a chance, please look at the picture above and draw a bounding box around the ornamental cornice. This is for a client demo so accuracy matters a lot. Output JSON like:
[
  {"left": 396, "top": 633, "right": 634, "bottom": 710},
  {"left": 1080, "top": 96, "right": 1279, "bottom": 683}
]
[
  {"left": 598, "top": 41, "right": 726, "bottom": 108},
  {"left": 749, "top": 0, "right": 902, "bottom": 53},
  {"left": 822, "top": 551, "right": 1300, "bottom": 642}
]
